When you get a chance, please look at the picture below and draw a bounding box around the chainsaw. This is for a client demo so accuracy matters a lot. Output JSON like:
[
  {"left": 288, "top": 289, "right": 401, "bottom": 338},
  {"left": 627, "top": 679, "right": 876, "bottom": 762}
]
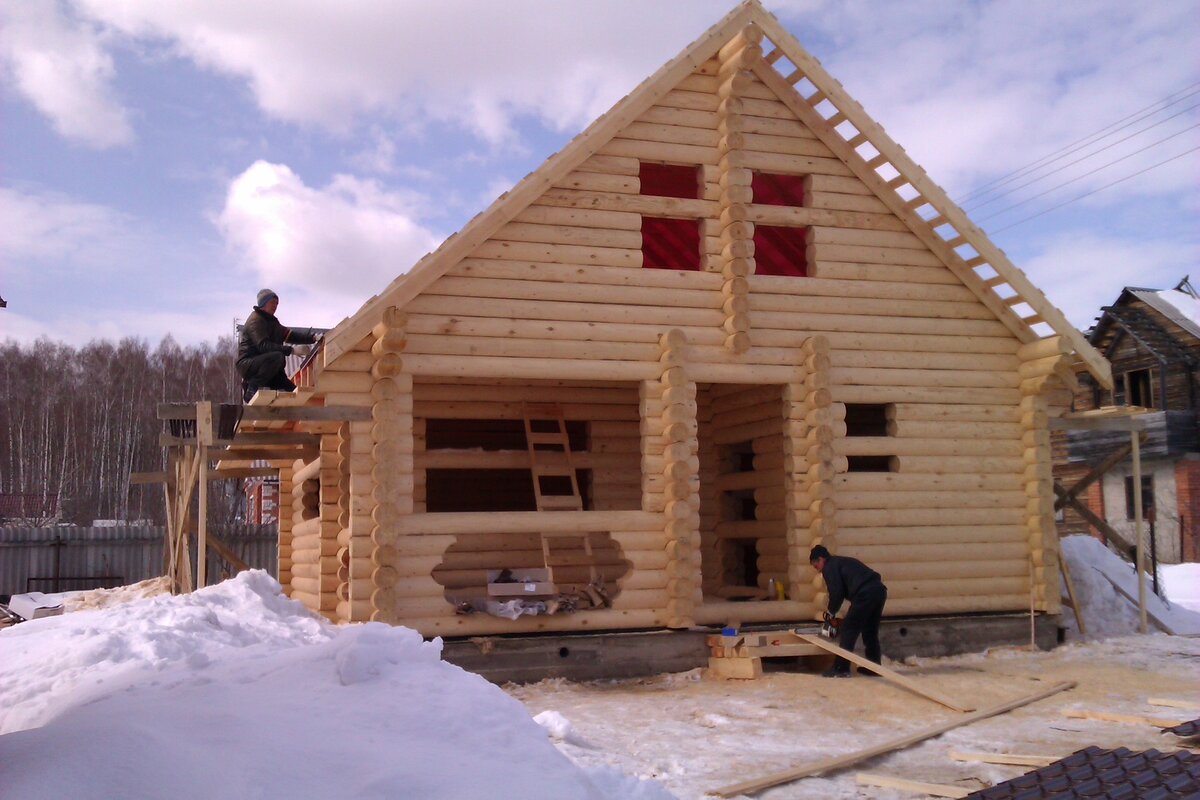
[{"left": 819, "top": 611, "right": 842, "bottom": 638}]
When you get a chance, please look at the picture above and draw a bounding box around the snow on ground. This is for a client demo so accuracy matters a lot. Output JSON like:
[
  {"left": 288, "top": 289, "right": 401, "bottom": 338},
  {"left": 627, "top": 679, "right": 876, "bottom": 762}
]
[
  {"left": 1, "top": 537, "right": 1197, "bottom": 799},
  {"left": 0, "top": 572, "right": 669, "bottom": 800}
]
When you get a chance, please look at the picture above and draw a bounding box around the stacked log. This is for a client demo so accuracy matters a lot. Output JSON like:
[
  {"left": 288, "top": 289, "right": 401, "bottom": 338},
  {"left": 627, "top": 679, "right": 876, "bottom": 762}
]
[
  {"left": 289, "top": 456, "right": 323, "bottom": 611},
  {"left": 643, "top": 329, "right": 700, "bottom": 628},
  {"left": 1017, "top": 336, "right": 1069, "bottom": 614},
  {"left": 369, "top": 307, "right": 419, "bottom": 624},
  {"left": 277, "top": 463, "right": 294, "bottom": 592},
  {"left": 715, "top": 25, "right": 762, "bottom": 354},
  {"left": 790, "top": 336, "right": 836, "bottom": 614},
  {"left": 314, "top": 433, "right": 341, "bottom": 620}
]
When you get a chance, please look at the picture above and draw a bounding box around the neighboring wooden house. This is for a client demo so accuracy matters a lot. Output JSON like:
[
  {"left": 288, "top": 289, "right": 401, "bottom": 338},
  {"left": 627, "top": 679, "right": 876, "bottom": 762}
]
[
  {"left": 233, "top": 1, "right": 1113, "bottom": 637},
  {"left": 1055, "top": 279, "right": 1200, "bottom": 563}
]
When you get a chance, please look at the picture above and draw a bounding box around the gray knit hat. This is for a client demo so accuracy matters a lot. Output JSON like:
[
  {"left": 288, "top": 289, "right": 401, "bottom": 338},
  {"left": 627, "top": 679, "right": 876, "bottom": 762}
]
[{"left": 256, "top": 289, "right": 278, "bottom": 309}]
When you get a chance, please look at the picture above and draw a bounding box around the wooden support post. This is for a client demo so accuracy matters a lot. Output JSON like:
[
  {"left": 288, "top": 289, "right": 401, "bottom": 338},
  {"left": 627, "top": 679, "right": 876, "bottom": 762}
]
[
  {"left": 650, "top": 329, "right": 699, "bottom": 628},
  {"left": 787, "top": 336, "right": 835, "bottom": 608},
  {"left": 1131, "top": 429, "right": 1147, "bottom": 634},
  {"left": 196, "top": 401, "right": 212, "bottom": 589},
  {"left": 711, "top": 681, "right": 1076, "bottom": 797}
]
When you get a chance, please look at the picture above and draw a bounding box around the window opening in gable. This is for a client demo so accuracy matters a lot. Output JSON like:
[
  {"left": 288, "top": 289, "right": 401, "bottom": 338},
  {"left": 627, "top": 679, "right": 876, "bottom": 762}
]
[
  {"left": 751, "top": 171, "right": 808, "bottom": 277},
  {"left": 639, "top": 162, "right": 702, "bottom": 272},
  {"left": 753, "top": 225, "right": 807, "bottom": 277},
  {"left": 1126, "top": 368, "right": 1154, "bottom": 408},
  {"left": 751, "top": 172, "right": 806, "bottom": 207}
]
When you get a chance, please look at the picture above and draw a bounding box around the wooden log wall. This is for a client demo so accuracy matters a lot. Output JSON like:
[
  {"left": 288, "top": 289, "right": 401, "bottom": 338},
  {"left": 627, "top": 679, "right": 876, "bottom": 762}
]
[
  {"left": 315, "top": 433, "right": 340, "bottom": 620},
  {"left": 410, "top": 379, "right": 643, "bottom": 511},
  {"left": 696, "top": 386, "right": 723, "bottom": 596},
  {"left": 277, "top": 463, "right": 294, "bottom": 591},
  {"left": 288, "top": 457, "right": 323, "bottom": 612},
  {"left": 791, "top": 336, "right": 836, "bottom": 614},
  {"left": 317, "top": 47, "right": 1059, "bottom": 631},
  {"left": 716, "top": 24, "right": 762, "bottom": 354},
  {"left": 369, "top": 308, "right": 416, "bottom": 624},
  {"left": 642, "top": 329, "right": 701, "bottom": 628}
]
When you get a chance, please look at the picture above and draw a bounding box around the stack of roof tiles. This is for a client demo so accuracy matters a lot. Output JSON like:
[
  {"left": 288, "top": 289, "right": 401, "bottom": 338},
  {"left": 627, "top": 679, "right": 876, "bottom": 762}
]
[{"left": 965, "top": 746, "right": 1199, "bottom": 799}]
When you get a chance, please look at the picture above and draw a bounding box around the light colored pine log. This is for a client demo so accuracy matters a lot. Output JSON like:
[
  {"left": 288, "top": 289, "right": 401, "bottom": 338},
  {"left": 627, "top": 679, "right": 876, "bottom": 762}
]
[
  {"left": 493, "top": 221, "right": 642, "bottom": 250},
  {"left": 832, "top": 386, "right": 1022, "bottom": 406},
  {"left": 553, "top": 171, "right": 638, "bottom": 194},
  {"left": 811, "top": 242, "right": 944, "bottom": 267},
  {"left": 836, "top": 473, "right": 1020, "bottom": 492},
  {"left": 837, "top": 490, "right": 1025, "bottom": 510},
  {"left": 840, "top": 507, "right": 1024, "bottom": 528},
  {"left": 406, "top": 333, "right": 662, "bottom": 362},
  {"left": 515, "top": 204, "right": 642, "bottom": 231},
  {"left": 468, "top": 239, "right": 642, "bottom": 269},
  {"left": 429, "top": 275, "right": 720, "bottom": 310},
  {"left": 836, "top": 437, "right": 1021, "bottom": 458},
  {"left": 403, "top": 607, "right": 668, "bottom": 637},
  {"left": 600, "top": 137, "right": 718, "bottom": 165},
  {"left": 408, "top": 294, "right": 724, "bottom": 327},
  {"left": 638, "top": 105, "right": 718, "bottom": 129},
  {"left": 751, "top": 309, "right": 1010, "bottom": 338},
  {"left": 752, "top": 293, "right": 995, "bottom": 322},
  {"left": 810, "top": 225, "right": 928, "bottom": 251}
]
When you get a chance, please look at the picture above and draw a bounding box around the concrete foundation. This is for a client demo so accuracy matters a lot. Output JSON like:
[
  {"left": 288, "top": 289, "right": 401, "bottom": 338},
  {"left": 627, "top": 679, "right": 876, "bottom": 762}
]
[{"left": 440, "top": 612, "right": 1061, "bottom": 684}]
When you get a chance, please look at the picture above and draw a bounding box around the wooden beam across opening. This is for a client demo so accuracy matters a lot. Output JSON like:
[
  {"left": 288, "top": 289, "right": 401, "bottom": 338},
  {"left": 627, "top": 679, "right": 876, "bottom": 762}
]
[{"left": 157, "top": 402, "right": 372, "bottom": 422}]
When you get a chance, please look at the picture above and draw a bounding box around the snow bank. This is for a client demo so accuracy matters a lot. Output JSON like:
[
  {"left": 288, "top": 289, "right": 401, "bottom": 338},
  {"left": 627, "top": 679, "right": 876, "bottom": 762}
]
[
  {"left": 0, "top": 571, "right": 670, "bottom": 800},
  {"left": 1161, "top": 561, "right": 1200, "bottom": 613},
  {"left": 1060, "top": 535, "right": 1200, "bottom": 637}
]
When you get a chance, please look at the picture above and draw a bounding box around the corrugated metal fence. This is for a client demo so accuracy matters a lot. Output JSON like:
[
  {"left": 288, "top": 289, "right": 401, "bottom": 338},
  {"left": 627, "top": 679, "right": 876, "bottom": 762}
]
[{"left": 0, "top": 525, "right": 277, "bottom": 597}]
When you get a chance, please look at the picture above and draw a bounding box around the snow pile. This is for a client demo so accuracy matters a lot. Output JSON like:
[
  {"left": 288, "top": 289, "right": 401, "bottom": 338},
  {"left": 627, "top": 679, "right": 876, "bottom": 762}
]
[
  {"left": 0, "top": 571, "right": 672, "bottom": 800},
  {"left": 1161, "top": 561, "right": 1200, "bottom": 613},
  {"left": 1060, "top": 535, "right": 1200, "bottom": 637}
]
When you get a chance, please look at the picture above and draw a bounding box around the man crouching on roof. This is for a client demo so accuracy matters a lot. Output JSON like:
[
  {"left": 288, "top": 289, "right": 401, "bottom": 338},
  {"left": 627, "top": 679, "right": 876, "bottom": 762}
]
[{"left": 237, "top": 289, "right": 317, "bottom": 403}]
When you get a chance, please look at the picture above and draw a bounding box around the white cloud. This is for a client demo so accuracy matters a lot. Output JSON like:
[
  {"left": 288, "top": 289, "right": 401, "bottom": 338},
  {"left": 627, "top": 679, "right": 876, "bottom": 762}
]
[
  {"left": 0, "top": 0, "right": 132, "bottom": 148},
  {"left": 64, "top": 0, "right": 729, "bottom": 144},
  {"left": 217, "top": 161, "right": 443, "bottom": 327},
  {"left": 1022, "top": 232, "right": 1200, "bottom": 329},
  {"left": 0, "top": 186, "right": 136, "bottom": 269}
]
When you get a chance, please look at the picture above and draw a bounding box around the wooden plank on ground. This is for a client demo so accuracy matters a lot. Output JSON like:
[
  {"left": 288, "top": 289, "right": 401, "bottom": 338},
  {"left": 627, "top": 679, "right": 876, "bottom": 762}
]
[
  {"left": 948, "top": 750, "right": 1056, "bottom": 767},
  {"left": 856, "top": 772, "right": 970, "bottom": 798},
  {"left": 1149, "top": 698, "right": 1200, "bottom": 711},
  {"left": 710, "top": 680, "right": 1076, "bottom": 797},
  {"left": 794, "top": 633, "right": 974, "bottom": 712},
  {"left": 1063, "top": 709, "right": 1182, "bottom": 728}
]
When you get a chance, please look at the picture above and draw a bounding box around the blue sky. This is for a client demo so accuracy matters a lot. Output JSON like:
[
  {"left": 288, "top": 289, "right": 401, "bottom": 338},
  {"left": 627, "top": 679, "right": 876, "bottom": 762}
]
[{"left": 2, "top": 0, "right": 1198, "bottom": 345}]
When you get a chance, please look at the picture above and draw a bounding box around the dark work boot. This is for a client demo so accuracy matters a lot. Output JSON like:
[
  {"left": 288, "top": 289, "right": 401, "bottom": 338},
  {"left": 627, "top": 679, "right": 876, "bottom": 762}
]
[
  {"left": 242, "top": 382, "right": 258, "bottom": 403},
  {"left": 821, "top": 668, "right": 850, "bottom": 678}
]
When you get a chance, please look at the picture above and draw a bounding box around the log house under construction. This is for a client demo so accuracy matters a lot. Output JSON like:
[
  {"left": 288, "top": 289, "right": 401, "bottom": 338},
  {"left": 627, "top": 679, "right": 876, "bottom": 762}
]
[{"left": 225, "top": 1, "right": 1113, "bottom": 643}]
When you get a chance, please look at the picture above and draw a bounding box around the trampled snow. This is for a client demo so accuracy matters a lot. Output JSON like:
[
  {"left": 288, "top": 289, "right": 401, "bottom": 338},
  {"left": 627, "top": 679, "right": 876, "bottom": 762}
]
[{"left": 2, "top": 537, "right": 1198, "bottom": 799}]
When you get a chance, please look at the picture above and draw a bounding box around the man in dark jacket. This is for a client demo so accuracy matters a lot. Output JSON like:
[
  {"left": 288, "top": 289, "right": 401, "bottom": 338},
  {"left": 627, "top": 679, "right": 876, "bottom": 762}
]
[
  {"left": 237, "top": 289, "right": 317, "bottom": 402},
  {"left": 810, "top": 544, "right": 887, "bottom": 678}
]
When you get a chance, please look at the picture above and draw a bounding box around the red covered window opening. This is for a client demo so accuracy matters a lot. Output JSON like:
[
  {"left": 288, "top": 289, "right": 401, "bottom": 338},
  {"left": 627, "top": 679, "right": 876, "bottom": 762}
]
[
  {"left": 751, "top": 171, "right": 806, "bottom": 206},
  {"left": 751, "top": 171, "right": 808, "bottom": 276},
  {"left": 640, "top": 162, "right": 701, "bottom": 271},
  {"left": 753, "top": 225, "right": 808, "bottom": 277}
]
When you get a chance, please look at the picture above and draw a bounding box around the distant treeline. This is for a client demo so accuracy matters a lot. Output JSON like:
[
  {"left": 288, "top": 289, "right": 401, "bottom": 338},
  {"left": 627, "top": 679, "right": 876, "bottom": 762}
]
[{"left": 0, "top": 336, "right": 247, "bottom": 525}]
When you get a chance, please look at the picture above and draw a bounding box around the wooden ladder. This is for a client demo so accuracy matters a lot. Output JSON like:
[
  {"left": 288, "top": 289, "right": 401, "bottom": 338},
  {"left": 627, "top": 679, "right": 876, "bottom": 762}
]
[
  {"left": 522, "top": 403, "right": 583, "bottom": 512},
  {"left": 522, "top": 402, "right": 592, "bottom": 589}
]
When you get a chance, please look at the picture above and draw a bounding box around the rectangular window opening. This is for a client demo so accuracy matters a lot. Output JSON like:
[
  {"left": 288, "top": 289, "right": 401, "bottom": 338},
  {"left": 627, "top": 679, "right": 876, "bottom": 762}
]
[
  {"left": 752, "top": 224, "right": 808, "bottom": 277},
  {"left": 642, "top": 216, "right": 700, "bottom": 270},
  {"left": 639, "top": 162, "right": 700, "bottom": 199},
  {"left": 845, "top": 404, "right": 894, "bottom": 473},
  {"left": 1126, "top": 368, "right": 1154, "bottom": 408},
  {"left": 751, "top": 172, "right": 807, "bottom": 207},
  {"left": 1124, "top": 475, "right": 1154, "bottom": 520}
]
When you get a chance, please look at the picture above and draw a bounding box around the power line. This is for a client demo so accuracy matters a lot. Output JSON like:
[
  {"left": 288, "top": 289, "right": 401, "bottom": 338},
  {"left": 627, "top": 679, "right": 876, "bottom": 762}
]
[
  {"left": 957, "top": 81, "right": 1200, "bottom": 204},
  {"left": 990, "top": 145, "right": 1200, "bottom": 233},
  {"left": 977, "top": 122, "right": 1200, "bottom": 222},
  {"left": 965, "top": 102, "right": 1200, "bottom": 211}
]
